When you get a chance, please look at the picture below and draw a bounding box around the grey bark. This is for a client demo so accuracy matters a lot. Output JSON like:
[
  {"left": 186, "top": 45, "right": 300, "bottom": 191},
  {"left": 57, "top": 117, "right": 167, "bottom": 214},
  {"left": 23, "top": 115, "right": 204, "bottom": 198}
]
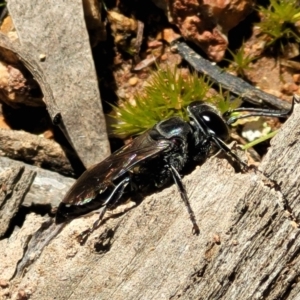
[
  {"left": 0, "top": 97, "right": 299, "bottom": 300},
  {"left": 0, "top": 156, "right": 74, "bottom": 208},
  {"left": 0, "top": 166, "right": 35, "bottom": 237}
]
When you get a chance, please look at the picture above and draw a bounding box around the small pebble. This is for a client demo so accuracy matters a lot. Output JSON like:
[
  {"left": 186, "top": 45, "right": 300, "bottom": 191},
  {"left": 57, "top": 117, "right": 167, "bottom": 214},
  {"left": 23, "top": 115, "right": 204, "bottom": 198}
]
[
  {"left": 39, "top": 53, "right": 46, "bottom": 61},
  {"left": 160, "top": 53, "right": 168, "bottom": 61},
  {"left": 293, "top": 74, "right": 300, "bottom": 84},
  {"left": 281, "top": 83, "right": 299, "bottom": 95},
  {"left": 43, "top": 129, "right": 54, "bottom": 139},
  {"left": 17, "top": 290, "right": 28, "bottom": 300},
  {"left": 213, "top": 234, "right": 221, "bottom": 244},
  {"left": 232, "top": 240, "right": 239, "bottom": 246},
  {"left": 0, "top": 116, "right": 11, "bottom": 129},
  {"left": 0, "top": 279, "right": 9, "bottom": 288},
  {"left": 128, "top": 77, "right": 138, "bottom": 86},
  {"left": 291, "top": 221, "right": 299, "bottom": 229}
]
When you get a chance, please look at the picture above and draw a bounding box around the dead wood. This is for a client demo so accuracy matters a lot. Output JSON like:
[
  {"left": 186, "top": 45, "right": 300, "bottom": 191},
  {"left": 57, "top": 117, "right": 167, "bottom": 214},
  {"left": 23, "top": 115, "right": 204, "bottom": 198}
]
[
  {"left": 0, "top": 128, "right": 78, "bottom": 177},
  {"left": 0, "top": 96, "right": 299, "bottom": 299},
  {"left": 0, "top": 157, "right": 74, "bottom": 274},
  {"left": 174, "top": 40, "right": 291, "bottom": 110},
  {"left": 3, "top": 0, "right": 110, "bottom": 168},
  {"left": 0, "top": 166, "right": 35, "bottom": 237},
  {"left": 0, "top": 156, "right": 74, "bottom": 208}
]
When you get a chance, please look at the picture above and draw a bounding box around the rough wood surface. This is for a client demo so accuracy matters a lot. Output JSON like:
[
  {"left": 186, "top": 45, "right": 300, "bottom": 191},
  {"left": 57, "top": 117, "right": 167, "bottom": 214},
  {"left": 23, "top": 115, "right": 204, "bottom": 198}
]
[
  {"left": 5, "top": 0, "right": 110, "bottom": 168},
  {"left": 1, "top": 101, "right": 299, "bottom": 299},
  {"left": 0, "top": 156, "right": 74, "bottom": 208},
  {"left": 0, "top": 166, "right": 35, "bottom": 237},
  {"left": 0, "top": 128, "right": 77, "bottom": 177}
]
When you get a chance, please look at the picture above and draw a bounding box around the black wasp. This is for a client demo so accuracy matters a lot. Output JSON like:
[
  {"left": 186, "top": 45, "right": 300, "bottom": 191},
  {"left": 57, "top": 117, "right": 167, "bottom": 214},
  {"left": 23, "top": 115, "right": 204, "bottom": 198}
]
[{"left": 56, "top": 96, "right": 296, "bottom": 237}]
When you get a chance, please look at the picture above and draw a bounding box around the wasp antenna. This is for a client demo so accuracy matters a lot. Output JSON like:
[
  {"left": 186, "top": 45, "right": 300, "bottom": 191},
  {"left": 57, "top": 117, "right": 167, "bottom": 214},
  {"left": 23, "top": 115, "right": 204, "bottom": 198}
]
[{"left": 225, "top": 95, "right": 298, "bottom": 126}]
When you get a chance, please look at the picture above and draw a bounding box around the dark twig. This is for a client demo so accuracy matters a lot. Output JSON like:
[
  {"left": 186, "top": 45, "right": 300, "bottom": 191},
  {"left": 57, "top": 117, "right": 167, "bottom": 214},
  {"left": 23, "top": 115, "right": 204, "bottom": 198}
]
[{"left": 173, "top": 40, "right": 291, "bottom": 110}]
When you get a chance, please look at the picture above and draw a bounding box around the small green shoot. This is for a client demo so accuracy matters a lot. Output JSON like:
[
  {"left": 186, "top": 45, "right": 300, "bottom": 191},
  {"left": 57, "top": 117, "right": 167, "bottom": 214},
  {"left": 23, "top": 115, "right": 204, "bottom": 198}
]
[
  {"left": 109, "top": 67, "right": 241, "bottom": 137},
  {"left": 242, "top": 130, "right": 278, "bottom": 150},
  {"left": 257, "top": 0, "right": 300, "bottom": 48},
  {"left": 212, "top": 86, "right": 242, "bottom": 114},
  {"left": 225, "top": 43, "right": 257, "bottom": 77}
]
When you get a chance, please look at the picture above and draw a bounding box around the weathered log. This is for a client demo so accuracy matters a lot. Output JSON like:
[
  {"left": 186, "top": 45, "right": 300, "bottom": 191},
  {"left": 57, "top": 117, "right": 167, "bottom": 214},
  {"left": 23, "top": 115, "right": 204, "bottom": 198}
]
[{"left": 0, "top": 100, "right": 299, "bottom": 299}]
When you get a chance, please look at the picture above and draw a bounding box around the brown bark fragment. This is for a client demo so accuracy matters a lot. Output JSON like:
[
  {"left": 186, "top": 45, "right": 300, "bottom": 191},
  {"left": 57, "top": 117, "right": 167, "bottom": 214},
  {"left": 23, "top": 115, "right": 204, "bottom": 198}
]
[{"left": 0, "top": 128, "right": 77, "bottom": 177}]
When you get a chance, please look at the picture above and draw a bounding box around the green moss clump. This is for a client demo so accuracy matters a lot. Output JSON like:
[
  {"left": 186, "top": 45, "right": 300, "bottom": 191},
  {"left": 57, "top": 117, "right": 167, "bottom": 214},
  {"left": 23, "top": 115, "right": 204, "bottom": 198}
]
[
  {"left": 257, "top": 0, "right": 300, "bottom": 47},
  {"left": 109, "top": 67, "right": 241, "bottom": 137}
]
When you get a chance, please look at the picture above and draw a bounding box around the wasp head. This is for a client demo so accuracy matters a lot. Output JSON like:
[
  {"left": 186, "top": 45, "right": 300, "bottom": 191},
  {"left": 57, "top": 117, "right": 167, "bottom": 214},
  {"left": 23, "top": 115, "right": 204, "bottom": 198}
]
[{"left": 187, "top": 101, "right": 230, "bottom": 143}]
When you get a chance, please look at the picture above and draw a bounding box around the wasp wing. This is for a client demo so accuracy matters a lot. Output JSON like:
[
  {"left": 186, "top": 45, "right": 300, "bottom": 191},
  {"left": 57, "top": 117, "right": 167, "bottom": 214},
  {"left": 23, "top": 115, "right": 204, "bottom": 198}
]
[{"left": 62, "top": 133, "right": 172, "bottom": 206}]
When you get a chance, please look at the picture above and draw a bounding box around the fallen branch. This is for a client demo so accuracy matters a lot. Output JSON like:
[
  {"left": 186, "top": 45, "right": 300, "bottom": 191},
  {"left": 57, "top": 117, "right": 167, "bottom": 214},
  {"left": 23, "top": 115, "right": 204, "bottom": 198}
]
[{"left": 173, "top": 40, "right": 291, "bottom": 110}]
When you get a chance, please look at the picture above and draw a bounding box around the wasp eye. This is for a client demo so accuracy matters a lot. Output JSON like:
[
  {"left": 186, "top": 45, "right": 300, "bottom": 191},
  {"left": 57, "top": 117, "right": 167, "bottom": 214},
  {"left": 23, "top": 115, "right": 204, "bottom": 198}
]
[
  {"left": 187, "top": 102, "right": 230, "bottom": 141},
  {"left": 200, "top": 111, "right": 229, "bottom": 141}
]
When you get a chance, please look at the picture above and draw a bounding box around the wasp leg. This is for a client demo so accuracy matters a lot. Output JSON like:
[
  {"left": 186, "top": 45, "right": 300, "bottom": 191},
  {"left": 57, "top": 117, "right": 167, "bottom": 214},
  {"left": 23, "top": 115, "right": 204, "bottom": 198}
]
[
  {"left": 94, "top": 176, "right": 131, "bottom": 229},
  {"left": 78, "top": 176, "right": 130, "bottom": 244},
  {"left": 169, "top": 164, "right": 200, "bottom": 235},
  {"left": 212, "top": 136, "right": 249, "bottom": 170}
]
